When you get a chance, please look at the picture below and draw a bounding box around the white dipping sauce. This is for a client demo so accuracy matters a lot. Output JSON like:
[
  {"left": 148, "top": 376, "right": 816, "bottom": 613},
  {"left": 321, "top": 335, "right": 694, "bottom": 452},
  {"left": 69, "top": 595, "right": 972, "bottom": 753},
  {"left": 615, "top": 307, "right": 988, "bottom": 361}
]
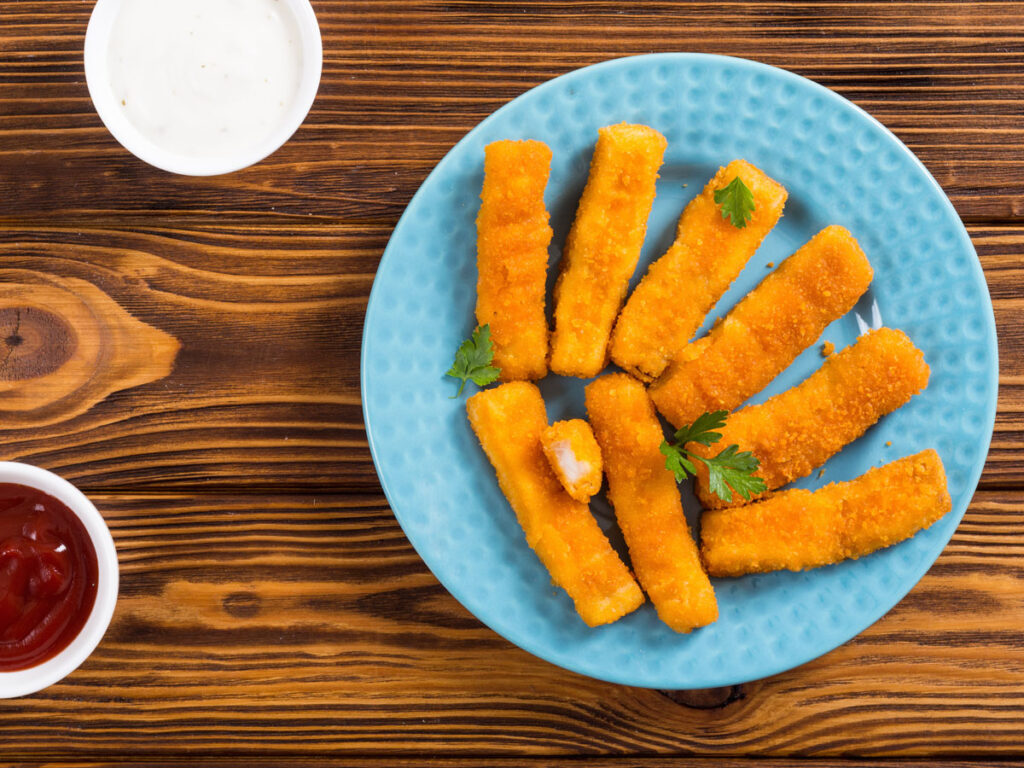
[{"left": 107, "top": 0, "right": 303, "bottom": 159}]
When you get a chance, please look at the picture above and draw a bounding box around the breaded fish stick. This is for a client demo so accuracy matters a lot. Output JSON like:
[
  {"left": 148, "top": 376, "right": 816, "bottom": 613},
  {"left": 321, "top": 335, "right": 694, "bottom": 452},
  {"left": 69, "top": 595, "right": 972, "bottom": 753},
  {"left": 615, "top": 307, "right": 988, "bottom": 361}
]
[
  {"left": 650, "top": 225, "right": 874, "bottom": 426},
  {"left": 585, "top": 374, "right": 717, "bottom": 633},
  {"left": 610, "top": 160, "right": 788, "bottom": 381},
  {"left": 690, "top": 328, "right": 930, "bottom": 510},
  {"left": 541, "top": 419, "right": 603, "bottom": 503},
  {"left": 550, "top": 123, "right": 667, "bottom": 378},
  {"left": 701, "top": 450, "right": 951, "bottom": 577},
  {"left": 467, "top": 382, "right": 644, "bottom": 627},
  {"left": 476, "top": 140, "right": 554, "bottom": 381}
]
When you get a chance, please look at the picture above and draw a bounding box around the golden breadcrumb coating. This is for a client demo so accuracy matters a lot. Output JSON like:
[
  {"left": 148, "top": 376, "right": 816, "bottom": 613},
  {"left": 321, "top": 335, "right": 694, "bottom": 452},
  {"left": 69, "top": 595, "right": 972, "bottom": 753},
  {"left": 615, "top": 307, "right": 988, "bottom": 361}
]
[
  {"left": 476, "top": 140, "right": 554, "bottom": 381},
  {"left": 550, "top": 123, "right": 667, "bottom": 378},
  {"left": 585, "top": 374, "right": 718, "bottom": 633},
  {"left": 690, "top": 327, "right": 930, "bottom": 510},
  {"left": 701, "top": 450, "right": 951, "bottom": 577},
  {"left": 467, "top": 382, "right": 644, "bottom": 626},
  {"left": 540, "top": 419, "right": 604, "bottom": 503},
  {"left": 610, "top": 159, "right": 788, "bottom": 382},
  {"left": 650, "top": 225, "right": 873, "bottom": 426}
]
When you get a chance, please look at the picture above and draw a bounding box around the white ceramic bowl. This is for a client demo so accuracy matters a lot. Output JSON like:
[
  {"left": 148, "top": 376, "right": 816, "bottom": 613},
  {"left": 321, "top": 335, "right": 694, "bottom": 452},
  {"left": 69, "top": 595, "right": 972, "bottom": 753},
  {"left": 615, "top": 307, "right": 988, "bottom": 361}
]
[
  {"left": 0, "top": 463, "right": 119, "bottom": 699},
  {"left": 83, "top": 0, "right": 323, "bottom": 176}
]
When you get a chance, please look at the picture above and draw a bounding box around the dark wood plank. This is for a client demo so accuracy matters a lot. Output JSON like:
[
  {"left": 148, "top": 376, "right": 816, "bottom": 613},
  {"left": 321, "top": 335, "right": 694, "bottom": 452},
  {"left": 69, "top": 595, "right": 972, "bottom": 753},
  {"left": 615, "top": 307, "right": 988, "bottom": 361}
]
[
  {"left": 0, "top": 223, "right": 1019, "bottom": 492},
  {"left": 0, "top": 223, "right": 375, "bottom": 492},
  {"left": 973, "top": 226, "right": 1024, "bottom": 488},
  {"left": 1, "top": 490, "right": 1022, "bottom": 759},
  {"left": 17, "top": 762, "right": 1024, "bottom": 768},
  {"left": 2, "top": 2, "right": 1023, "bottom": 224}
]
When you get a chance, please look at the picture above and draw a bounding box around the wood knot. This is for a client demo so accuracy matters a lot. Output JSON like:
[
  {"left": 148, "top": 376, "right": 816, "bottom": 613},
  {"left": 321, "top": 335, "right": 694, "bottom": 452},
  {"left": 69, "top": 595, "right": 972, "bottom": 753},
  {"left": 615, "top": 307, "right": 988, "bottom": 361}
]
[
  {"left": 660, "top": 684, "right": 748, "bottom": 710},
  {"left": 0, "top": 271, "right": 179, "bottom": 429},
  {"left": 0, "top": 307, "right": 76, "bottom": 382},
  {"left": 222, "top": 591, "right": 262, "bottom": 619}
]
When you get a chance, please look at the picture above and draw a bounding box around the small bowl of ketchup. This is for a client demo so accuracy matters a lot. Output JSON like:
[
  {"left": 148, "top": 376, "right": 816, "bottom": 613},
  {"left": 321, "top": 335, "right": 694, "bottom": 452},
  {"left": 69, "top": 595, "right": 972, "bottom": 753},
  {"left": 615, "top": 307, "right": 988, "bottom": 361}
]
[{"left": 0, "top": 463, "right": 118, "bottom": 698}]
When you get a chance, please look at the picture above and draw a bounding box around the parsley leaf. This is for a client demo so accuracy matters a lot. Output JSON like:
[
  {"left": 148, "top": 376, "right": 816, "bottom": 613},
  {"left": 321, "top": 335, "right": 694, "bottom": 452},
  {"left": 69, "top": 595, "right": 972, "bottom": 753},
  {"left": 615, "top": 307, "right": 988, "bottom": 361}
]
[
  {"left": 701, "top": 444, "right": 766, "bottom": 503},
  {"left": 660, "top": 440, "right": 697, "bottom": 483},
  {"left": 659, "top": 411, "right": 768, "bottom": 503},
  {"left": 713, "top": 176, "right": 756, "bottom": 229},
  {"left": 446, "top": 324, "right": 501, "bottom": 397},
  {"left": 670, "top": 409, "right": 727, "bottom": 447}
]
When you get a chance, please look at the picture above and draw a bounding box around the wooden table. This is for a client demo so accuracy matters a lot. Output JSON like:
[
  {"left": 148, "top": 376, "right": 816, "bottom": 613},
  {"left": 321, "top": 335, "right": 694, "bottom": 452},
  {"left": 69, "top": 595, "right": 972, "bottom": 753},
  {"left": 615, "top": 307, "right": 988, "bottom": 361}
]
[{"left": 2, "top": 1, "right": 1022, "bottom": 764}]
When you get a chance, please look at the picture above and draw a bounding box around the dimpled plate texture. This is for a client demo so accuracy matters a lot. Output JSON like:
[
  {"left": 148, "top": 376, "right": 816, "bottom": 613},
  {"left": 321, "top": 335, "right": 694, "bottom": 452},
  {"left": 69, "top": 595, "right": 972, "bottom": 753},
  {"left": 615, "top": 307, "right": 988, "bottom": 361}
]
[{"left": 361, "top": 53, "right": 998, "bottom": 689}]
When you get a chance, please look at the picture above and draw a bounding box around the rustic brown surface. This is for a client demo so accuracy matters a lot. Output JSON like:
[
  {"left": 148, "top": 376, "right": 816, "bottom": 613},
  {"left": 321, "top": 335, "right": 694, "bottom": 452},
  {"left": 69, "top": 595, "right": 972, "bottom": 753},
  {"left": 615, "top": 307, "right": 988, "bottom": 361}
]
[
  {"left": 1, "top": 0, "right": 1023, "bottom": 764},
  {"left": 18, "top": 763, "right": 1024, "bottom": 768},
  {"left": 2, "top": 491, "right": 1024, "bottom": 759},
  {"left": 16, "top": 764, "right": 1024, "bottom": 768}
]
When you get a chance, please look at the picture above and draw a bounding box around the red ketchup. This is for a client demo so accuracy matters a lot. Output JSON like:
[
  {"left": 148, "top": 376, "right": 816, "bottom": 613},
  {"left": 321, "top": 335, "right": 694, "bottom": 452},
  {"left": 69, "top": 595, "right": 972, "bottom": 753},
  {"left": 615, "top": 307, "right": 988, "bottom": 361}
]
[{"left": 0, "top": 483, "right": 98, "bottom": 672}]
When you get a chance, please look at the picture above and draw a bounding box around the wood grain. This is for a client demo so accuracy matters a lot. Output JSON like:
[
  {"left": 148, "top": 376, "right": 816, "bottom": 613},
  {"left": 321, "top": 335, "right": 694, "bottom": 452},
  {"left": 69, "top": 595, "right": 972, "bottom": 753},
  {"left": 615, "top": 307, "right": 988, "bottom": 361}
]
[
  {"left": 1, "top": 491, "right": 1023, "bottom": 759},
  {"left": 0, "top": 223, "right": 374, "bottom": 491},
  {"left": 0, "top": 270, "right": 178, "bottom": 427},
  {"left": 1, "top": 2, "right": 1023, "bottom": 223},
  {"left": 0, "top": 223, "right": 1017, "bottom": 492},
  {"left": 2, "top": 0, "right": 1023, "bottom": 762},
  {"left": 16, "top": 763, "right": 1024, "bottom": 768}
]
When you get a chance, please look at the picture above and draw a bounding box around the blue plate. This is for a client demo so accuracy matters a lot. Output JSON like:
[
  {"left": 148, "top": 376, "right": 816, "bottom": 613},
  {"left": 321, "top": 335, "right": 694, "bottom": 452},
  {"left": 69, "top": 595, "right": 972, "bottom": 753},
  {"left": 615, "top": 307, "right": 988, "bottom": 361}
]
[{"left": 361, "top": 53, "right": 998, "bottom": 688}]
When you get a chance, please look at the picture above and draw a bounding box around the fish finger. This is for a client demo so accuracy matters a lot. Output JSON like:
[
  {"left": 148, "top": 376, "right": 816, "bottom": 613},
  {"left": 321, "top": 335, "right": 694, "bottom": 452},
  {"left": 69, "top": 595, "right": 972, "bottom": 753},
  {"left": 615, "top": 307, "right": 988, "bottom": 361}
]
[
  {"left": 541, "top": 419, "right": 603, "bottom": 503},
  {"left": 585, "top": 374, "right": 717, "bottom": 633},
  {"left": 691, "top": 328, "right": 929, "bottom": 509},
  {"left": 610, "top": 160, "right": 788, "bottom": 381},
  {"left": 650, "top": 225, "right": 873, "bottom": 426},
  {"left": 701, "top": 450, "right": 951, "bottom": 577},
  {"left": 550, "top": 123, "right": 667, "bottom": 378},
  {"left": 467, "top": 382, "right": 644, "bottom": 627},
  {"left": 476, "top": 139, "right": 553, "bottom": 380}
]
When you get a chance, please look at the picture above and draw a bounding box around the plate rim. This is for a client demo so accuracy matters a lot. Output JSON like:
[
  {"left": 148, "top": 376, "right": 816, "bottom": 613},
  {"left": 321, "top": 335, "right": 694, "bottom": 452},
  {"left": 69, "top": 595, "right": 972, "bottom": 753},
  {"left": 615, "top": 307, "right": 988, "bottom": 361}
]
[{"left": 360, "top": 52, "right": 1000, "bottom": 688}]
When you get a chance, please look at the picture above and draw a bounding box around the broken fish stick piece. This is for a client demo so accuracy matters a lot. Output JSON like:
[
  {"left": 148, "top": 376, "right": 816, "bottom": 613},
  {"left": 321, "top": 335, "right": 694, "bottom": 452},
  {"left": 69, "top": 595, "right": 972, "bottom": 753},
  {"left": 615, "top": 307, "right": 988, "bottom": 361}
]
[
  {"left": 690, "top": 327, "right": 930, "bottom": 510},
  {"left": 585, "top": 374, "right": 717, "bottom": 633},
  {"left": 476, "top": 140, "right": 554, "bottom": 381},
  {"left": 650, "top": 225, "right": 874, "bottom": 427},
  {"left": 550, "top": 123, "right": 667, "bottom": 378},
  {"left": 701, "top": 450, "right": 951, "bottom": 577},
  {"left": 610, "top": 160, "right": 788, "bottom": 382},
  {"left": 541, "top": 419, "right": 603, "bottom": 503},
  {"left": 467, "top": 382, "right": 644, "bottom": 627}
]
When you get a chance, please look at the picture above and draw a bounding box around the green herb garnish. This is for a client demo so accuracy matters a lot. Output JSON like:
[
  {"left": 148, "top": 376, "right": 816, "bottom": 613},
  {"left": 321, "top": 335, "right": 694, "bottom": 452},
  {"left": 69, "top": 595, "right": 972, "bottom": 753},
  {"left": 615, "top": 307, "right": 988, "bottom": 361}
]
[
  {"left": 446, "top": 324, "right": 500, "bottom": 398},
  {"left": 659, "top": 410, "right": 767, "bottom": 503},
  {"left": 713, "top": 176, "right": 756, "bottom": 229}
]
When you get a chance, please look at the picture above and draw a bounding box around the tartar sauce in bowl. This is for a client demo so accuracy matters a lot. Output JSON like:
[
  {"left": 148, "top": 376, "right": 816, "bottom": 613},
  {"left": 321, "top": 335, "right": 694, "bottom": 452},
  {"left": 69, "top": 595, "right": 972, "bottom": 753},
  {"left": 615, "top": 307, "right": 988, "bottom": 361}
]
[{"left": 85, "top": 0, "right": 322, "bottom": 175}]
